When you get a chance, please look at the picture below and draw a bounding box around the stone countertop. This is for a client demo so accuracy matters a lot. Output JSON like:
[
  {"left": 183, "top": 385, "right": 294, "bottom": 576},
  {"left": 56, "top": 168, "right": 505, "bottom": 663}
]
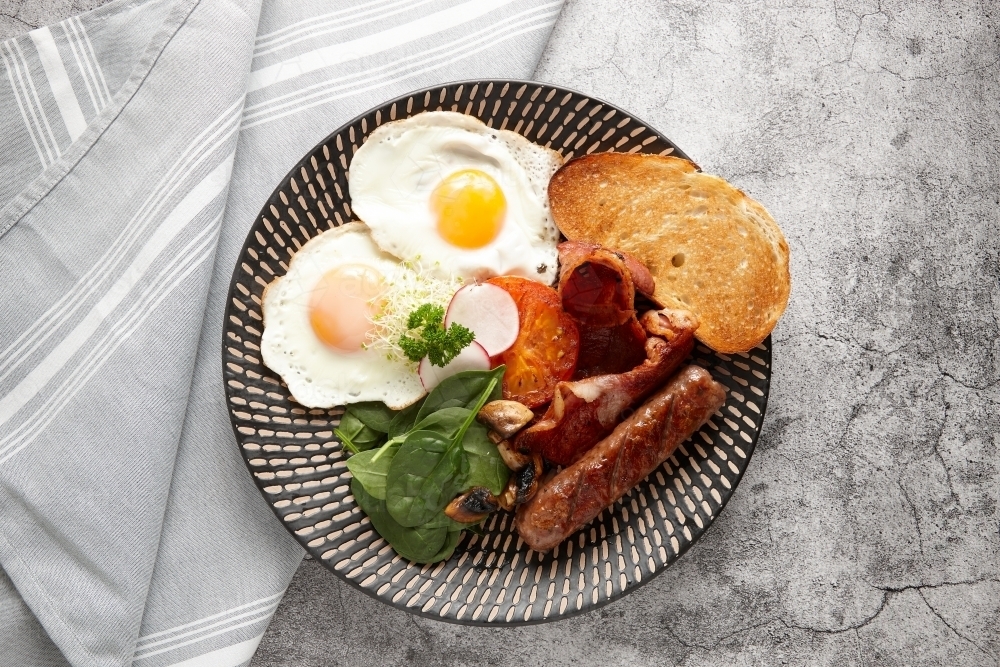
[
  {"left": 252, "top": 1, "right": 1000, "bottom": 664},
  {"left": 3, "top": 0, "right": 997, "bottom": 664}
]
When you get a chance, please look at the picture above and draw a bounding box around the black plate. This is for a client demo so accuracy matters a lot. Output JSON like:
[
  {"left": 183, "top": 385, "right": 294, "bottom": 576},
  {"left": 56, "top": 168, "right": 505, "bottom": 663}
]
[{"left": 222, "top": 80, "right": 771, "bottom": 625}]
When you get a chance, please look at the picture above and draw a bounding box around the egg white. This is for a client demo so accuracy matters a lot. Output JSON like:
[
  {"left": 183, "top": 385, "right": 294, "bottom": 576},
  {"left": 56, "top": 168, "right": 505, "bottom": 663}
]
[
  {"left": 260, "top": 222, "right": 424, "bottom": 409},
  {"left": 348, "top": 111, "right": 563, "bottom": 285}
]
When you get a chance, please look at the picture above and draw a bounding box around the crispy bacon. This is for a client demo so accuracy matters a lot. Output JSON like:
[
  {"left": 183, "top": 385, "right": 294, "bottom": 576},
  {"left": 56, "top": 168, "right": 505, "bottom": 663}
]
[
  {"left": 558, "top": 241, "right": 657, "bottom": 378},
  {"left": 512, "top": 309, "right": 698, "bottom": 466},
  {"left": 558, "top": 241, "right": 656, "bottom": 298},
  {"left": 573, "top": 318, "right": 648, "bottom": 380}
]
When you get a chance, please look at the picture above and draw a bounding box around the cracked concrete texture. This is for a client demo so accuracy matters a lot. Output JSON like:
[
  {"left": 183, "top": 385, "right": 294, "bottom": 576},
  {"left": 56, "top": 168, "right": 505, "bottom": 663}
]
[
  {"left": 254, "top": 0, "right": 999, "bottom": 664},
  {"left": 0, "top": 0, "right": 112, "bottom": 37},
  {"left": 2, "top": 0, "right": 995, "bottom": 664}
]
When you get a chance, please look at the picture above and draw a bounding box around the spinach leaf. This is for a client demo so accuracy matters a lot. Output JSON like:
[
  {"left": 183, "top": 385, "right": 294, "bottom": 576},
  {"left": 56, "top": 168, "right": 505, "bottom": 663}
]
[
  {"left": 422, "top": 511, "right": 471, "bottom": 530},
  {"left": 415, "top": 366, "right": 505, "bottom": 424},
  {"left": 335, "top": 412, "right": 385, "bottom": 453},
  {"left": 461, "top": 421, "right": 510, "bottom": 495},
  {"left": 412, "top": 407, "right": 471, "bottom": 438},
  {"left": 426, "top": 528, "right": 465, "bottom": 563},
  {"left": 388, "top": 398, "right": 425, "bottom": 438},
  {"left": 347, "top": 402, "right": 397, "bottom": 433},
  {"left": 385, "top": 374, "right": 499, "bottom": 527},
  {"left": 351, "top": 478, "right": 447, "bottom": 563},
  {"left": 385, "top": 429, "right": 470, "bottom": 527},
  {"left": 344, "top": 443, "right": 400, "bottom": 500},
  {"left": 408, "top": 408, "right": 509, "bottom": 495}
]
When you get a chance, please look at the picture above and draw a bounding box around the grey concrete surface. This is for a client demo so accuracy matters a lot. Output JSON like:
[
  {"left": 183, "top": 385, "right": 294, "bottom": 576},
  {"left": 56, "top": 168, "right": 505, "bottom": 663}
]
[
  {"left": 0, "top": 0, "right": 110, "bottom": 38},
  {"left": 3, "top": 0, "right": 997, "bottom": 665}
]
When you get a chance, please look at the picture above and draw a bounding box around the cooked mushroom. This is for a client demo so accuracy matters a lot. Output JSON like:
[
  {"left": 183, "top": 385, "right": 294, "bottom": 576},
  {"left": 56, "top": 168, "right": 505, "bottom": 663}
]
[
  {"left": 445, "top": 487, "right": 499, "bottom": 524},
  {"left": 477, "top": 400, "right": 534, "bottom": 438},
  {"left": 496, "top": 439, "right": 531, "bottom": 470},
  {"left": 498, "top": 453, "right": 544, "bottom": 510},
  {"left": 498, "top": 481, "right": 517, "bottom": 512},
  {"left": 516, "top": 453, "right": 544, "bottom": 504}
]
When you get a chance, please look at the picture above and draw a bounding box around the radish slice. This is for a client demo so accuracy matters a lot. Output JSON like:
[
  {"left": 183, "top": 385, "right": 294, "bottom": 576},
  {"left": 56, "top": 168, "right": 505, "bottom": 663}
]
[
  {"left": 444, "top": 283, "right": 519, "bottom": 357},
  {"left": 418, "top": 341, "right": 490, "bottom": 391}
]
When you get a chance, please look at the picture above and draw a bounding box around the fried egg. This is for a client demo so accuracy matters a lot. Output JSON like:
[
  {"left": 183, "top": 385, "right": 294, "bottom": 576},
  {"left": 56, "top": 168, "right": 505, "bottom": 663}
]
[
  {"left": 260, "top": 222, "right": 424, "bottom": 409},
  {"left": 348, "top": 111, "right": 563, "bottom": 285}
]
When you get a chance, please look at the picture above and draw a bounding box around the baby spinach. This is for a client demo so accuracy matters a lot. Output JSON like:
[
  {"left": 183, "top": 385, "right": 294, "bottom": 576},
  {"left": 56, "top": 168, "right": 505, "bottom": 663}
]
[
  {"left": 422, "top": 510, "right": 472, "bottom": 530},
  {"left": 351, "top": 479, "right": 447, "bottom": 563},
  {"left": 412, "top": 407, "right": 471, "bottom": 438},
  {"left": 415, "top": 366, "right": 505, "bottom": 424},
  {"left": 411, "top": 408, "right": 507, "bottom": 494},
  {"left": 347, "top": 401, "right": 397, "bottom": 433},
  {"left": 344, "top": 443, "right": 400, "bottom": 500},
  {"left": 335, "top": 411, "right": 385, "bottom": 453},
  {"left": 461, "top": 421, "right": 510, "bottom": 496},
  {"left": 386, "top": 375, "right": 499, "bottom": 527},
  {"left": 388, "top": 398, "right": 426, "bottom": 438},
  {"left": 344, "top": 368, "right": 509, "bottom": 563},
  {"left": 385, "top": 429, "right": 471, "bottom": 527},
  {"left": 427, "top": 528, "right": 465, "bottom": 563}
]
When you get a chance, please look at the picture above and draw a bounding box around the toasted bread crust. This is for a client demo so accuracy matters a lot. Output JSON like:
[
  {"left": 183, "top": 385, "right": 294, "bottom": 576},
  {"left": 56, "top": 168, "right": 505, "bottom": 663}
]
[{"left": 548, "top": 153, "right": 790, "bottom": 353}]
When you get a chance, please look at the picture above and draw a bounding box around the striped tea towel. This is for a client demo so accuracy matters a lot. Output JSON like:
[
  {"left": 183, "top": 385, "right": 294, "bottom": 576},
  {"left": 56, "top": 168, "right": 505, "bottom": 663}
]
[{"left": 0, "top": 0, "right": 564, "bottom": 665}]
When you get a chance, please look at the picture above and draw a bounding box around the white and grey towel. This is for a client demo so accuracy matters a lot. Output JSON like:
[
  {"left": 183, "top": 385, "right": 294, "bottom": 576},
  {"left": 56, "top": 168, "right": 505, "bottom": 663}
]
[{"left": 0, "top": 0, "right": 564, "bottom": 665}]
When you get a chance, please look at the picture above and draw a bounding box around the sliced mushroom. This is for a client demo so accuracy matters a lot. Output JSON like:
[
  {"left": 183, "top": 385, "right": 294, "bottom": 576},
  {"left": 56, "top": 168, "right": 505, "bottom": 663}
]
[
  {"left": 477, "top": 400, "right": 535, "bottom": 438},
  {"left": 496, "top": 439, "right": 531, "bottom": 471},
  {"left": 445, "top": 487, "right": 499, "bottom": 524},
  {"left": 498, "top": 481, "right": 517, "bottom": 512},
  {"left": 498, "top": 453, "right": 544, "bottom": 511},
  {"left": 487, "top": 430, "right": 505, "bottom": 445},
  {"left": 516, "top": 453, "right": 544, "bottom": 505}
]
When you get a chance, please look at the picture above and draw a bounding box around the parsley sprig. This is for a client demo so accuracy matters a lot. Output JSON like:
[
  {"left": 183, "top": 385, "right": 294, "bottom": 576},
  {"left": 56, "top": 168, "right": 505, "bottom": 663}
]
[{"left": 398, "top": 304, "right": 474, "bottom": 367}]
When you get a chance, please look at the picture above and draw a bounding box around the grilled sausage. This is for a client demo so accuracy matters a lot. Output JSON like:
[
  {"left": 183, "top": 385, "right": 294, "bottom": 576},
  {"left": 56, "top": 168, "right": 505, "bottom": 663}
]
[{"left": 515, "top": 365, "right": 726, "bottom": 552}]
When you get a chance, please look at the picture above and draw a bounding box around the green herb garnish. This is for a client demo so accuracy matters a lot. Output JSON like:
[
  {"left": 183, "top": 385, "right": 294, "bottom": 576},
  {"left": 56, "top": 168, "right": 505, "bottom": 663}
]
[{"left": 398, "top": 303, "right": 475, "bottom": 367}]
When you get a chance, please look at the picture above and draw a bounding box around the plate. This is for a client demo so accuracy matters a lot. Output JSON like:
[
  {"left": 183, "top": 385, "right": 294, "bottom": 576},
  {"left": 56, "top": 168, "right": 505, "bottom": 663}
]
[{"left": 222, "top": 80, "right": 771, "bottom": 625}]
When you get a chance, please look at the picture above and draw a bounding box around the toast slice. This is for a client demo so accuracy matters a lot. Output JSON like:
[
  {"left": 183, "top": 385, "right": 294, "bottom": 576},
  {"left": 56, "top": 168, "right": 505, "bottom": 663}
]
[{"left": 548, "top": 153, "right": 790, "bottom": 353}]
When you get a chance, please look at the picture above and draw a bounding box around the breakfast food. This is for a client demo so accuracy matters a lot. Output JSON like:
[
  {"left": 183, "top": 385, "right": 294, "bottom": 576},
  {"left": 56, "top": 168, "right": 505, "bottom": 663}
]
[
  {"left": 417, "top": 340, "right": 490, "bottom": 391},
  {"left": 260, "top": 223, "right": 426, "bottom": 409},
  {"left": 344, "top": 367, "right": 508, "bottom": 563},
  {"left": 349, "top": 111, "right": 564, "bottom": 285},
  {"left": 558, "top": 240, "right": 653, "bottom": 378},
  {"left": 255, "top": 105, "right": 791, "bottom": 565},
  {"left": 548, "top": 153, "right": 791, "bottom": 353},
  {"left": 513, "top": 309, "right": 698, "bottom": 466},
  {"left": 443, "top": 283, "right": 519, "bottom": 357},
  {"left": 515, "top": 365, "right": 727, "bottom": 552},
  {"left": 485, "top": 276, "right": 580, "bottom": 408}
]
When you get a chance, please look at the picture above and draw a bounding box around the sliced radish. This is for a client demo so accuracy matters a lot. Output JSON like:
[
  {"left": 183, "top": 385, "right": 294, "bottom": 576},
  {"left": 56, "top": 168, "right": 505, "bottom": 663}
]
[
  {"left": 418, "top": 341, "right": 491, "bottom": 391},
  {"left": 444, "top": 283, "right": 519, "bottom": 357}
]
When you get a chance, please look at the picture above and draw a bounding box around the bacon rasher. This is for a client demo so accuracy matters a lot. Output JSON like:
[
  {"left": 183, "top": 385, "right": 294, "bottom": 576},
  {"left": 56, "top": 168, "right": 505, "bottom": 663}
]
[
  {"left": 557, "top": 241, "right": 658, "bottom": 379},
  {"left": 512, "top": 309, "right": 698, "bottom": 466}
]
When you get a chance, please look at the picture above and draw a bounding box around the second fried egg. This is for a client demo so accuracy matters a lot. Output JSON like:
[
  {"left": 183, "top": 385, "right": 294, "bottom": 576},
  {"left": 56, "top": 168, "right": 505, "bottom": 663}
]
[{"left": 348, "top": 111, "right": 563, "bottom": 285}]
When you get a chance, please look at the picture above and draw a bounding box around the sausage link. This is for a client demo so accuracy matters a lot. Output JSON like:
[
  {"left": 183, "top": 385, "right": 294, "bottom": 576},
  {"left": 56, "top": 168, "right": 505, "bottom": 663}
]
[{"left": 515, "top": 365, "right": 726, "bottom": 552}]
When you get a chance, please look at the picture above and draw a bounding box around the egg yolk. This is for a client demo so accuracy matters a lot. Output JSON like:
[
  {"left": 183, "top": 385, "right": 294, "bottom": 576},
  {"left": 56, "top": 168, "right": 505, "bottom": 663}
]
[
  {"left": 308, "top": 264, "right": 383, "bottom": 352},
  {"left": 430, "top": 169, "right": 506, "bottom": 249}
]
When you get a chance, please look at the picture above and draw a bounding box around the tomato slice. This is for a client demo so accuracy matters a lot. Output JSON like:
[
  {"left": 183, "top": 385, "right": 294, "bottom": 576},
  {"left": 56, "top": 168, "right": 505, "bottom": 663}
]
[{"left": 486, "top": 277, "right": 580, "bottom": 408}]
